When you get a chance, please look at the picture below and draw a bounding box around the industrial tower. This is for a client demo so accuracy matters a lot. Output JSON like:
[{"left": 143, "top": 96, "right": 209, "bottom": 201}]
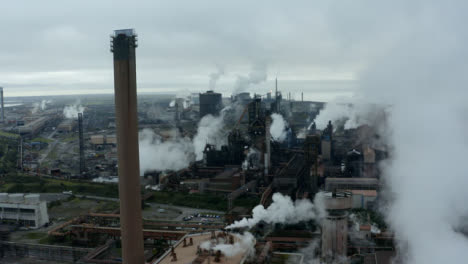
[
  {"left": 110, "top": 29, "right": 144, "bottom": 264},
  {"left": 0, "top": 87, "right": 4, "bottom": 123},
  {"left": 78, "top": 113, "right": 85, "bottom": 175}
]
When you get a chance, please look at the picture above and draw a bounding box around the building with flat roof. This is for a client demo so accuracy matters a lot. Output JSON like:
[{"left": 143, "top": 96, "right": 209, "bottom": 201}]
[
  {"left": 0, "top": 193, "right": 49, "bottom": 229},
  {"left": 325, "top": 177, "right": 380, "bottom": 191},
  {"left": 153, "top": 231, "right": 253, "bottom": 264}
]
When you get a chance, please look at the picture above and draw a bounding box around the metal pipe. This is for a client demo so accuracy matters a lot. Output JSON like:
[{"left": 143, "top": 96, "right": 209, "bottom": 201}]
[{"left": 110, "top": 29, "right": 144, "bottom": 264}]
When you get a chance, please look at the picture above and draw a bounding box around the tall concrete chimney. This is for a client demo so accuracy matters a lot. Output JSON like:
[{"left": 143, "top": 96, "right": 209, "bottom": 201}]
[
  {"left": 110, "top": 29, "right": 144, "bottom": 264},
  {"left": 0, "top": 87, "right": 4, "bottom": 123}
]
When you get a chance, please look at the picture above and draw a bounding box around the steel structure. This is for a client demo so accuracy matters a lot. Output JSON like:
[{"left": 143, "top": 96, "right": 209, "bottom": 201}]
[{"left": 78, "top": 112, "right": 85, "bottom": 175}]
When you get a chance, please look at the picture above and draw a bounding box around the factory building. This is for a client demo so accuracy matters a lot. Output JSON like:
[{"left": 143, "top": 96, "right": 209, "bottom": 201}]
[
  {"left": 321, "top": 121, "right": 333, "bottom": 161},
  {"left": 325, "top": 177, "right": 380, "bottom": 191},
  {"left": 90, "top": 135, "right": 117, "bottom": 145},
  {"left": 0, "top": 193, "right": 49, "bottom": 229},
  {"left": 18, "top": 116, "right": 55, "bottom": 136},
  {"left": 199, "top": 90, "right": 222, "bottom": 118},
  {"left": 57, "top": 119, "right": 76, "bottom": 133},
  {"left": 349, "top": 189, "right": 377, "bottom": 209},
  {"left": 153, "top": 231, "right": 252, "bottom": 264}
]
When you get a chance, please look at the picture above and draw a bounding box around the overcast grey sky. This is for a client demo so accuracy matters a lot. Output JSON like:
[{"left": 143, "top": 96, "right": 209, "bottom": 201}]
[{"left": 0, "top": 1, "right": 447, "bottom": 100}]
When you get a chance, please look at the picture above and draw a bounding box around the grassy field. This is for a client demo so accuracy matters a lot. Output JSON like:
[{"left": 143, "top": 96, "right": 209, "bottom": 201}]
[
  {"left": 148, "top": 191, "right": 260, "bottom": 212},
  {"left": 0, "top": 174, "right": 119, "bottom": 198},
  {"left": 0, "top": 130, "right": 20, "bottom": 139},
  {"left": 30, "top": 137, "right": 53, "bottom": 143}
]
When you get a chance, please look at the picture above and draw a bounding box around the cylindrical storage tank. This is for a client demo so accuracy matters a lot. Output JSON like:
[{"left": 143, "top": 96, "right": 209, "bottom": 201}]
[
  {"left": 321, "top": 191, "right": 352, "bottom": 261},
  {"left": 25, "top": 194, "right": 40, "bottom": 204},
  {"left": 0, "top": 193, "right": 8, "bottom": 203},
  {"left": 8, "top": 193, "right": 24, "bottom": 203}
]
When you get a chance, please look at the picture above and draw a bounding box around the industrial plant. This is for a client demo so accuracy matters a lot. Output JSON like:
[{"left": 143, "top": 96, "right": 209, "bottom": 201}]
[{"left": 0, "top": 31, "right": 394, "bottom": 264}]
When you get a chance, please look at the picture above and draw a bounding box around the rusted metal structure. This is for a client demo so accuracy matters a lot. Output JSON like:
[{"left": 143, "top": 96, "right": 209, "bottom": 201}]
[{"left": 110, "top": 28, "right": 144, "bottom": 264}]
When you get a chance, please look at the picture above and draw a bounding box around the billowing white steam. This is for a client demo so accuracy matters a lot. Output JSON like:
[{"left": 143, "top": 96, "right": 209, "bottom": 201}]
[
  {"left": 319, "top": 1, "right": 468, "bottom": 263},
  {"left": 63, "top": 100, "right": 84, "bottom": 119},
  {"left": 269, "top": 113, "right": 288, "bottom": 142},
  {"left": 200, "top": 232, "right": 256, "bottom": 258},
  {"left": 314, "top": 99, "right": 387, "bottom": 130},
  {"left": 31, "top": 99, "right": 51, "bottom": 113},
  {"left": 227, "top": 192, "right": 326, "bottom": 229},
  {"left": 233, "top": 64, "right": 267, "bottom": 95},
  {"left": 209, "top": 65, "right": 225, "bottom": 90},
  {"left": 193, "top": 113, "right": 226, "bottom": 160},
  {"left": 139, "top": 113, "right": 226, "bottom": 173},
  {"left": 139, "top": 129, "right": 194, "bottom": 174}
]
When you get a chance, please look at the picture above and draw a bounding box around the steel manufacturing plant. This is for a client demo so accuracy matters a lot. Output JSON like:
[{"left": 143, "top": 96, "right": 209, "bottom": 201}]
[
  {"left": 5, "top": 0, "right": 467, "bottom": 260},
  {"left": 0, "top": 30, "right": 396, "bottom": 264}
]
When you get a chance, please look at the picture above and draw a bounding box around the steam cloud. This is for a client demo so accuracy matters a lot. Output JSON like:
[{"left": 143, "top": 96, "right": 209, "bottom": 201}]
[
  {"left": 31, "top": 99, "right": 51, "bottom": 113},
  {"left": 314, "top": 99, "right": 387, "bottom": 130},
  {"left": 200, "top": 232, "right": 256, "bottom": 258},
  {"left": 319, "top": 1, "right": 468, "bottom": 263},
  {"left": 209, "top": 65, "right": 225, "bottom": 90},
  {"left": 192, "top": 113, "right": 226, "bottom": 160},
  {"left": 139, "top": 113, "right": 226, "bottom": 173},
  {"left": 139, "top": 129, "right": 194, "bottom": 173},
  {"left": 227, "top": 192, "right": 326, "bottom": 229},
  {"left": 233, "top": 64, "right": 267, "bottom": 95},
  {"left": 63, "top": 100, "right": 84, "bottom": 119},
  {"left": 269, "top": 113, "right": 288, "bottom": 142}
]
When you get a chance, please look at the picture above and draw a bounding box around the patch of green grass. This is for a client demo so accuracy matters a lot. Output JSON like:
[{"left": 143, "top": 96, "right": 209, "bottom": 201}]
[
  {"left": 62, "top": 135, "right": 78, "bottom": 142},
  {"left": 149, "top": 191, "right": 227, "bottom": 211},
  {"left": 31, "top": 137, "right": 52, "bottom": 143},
  {"left": 46, "top": 146, "right": 58, "bottom": 160},
  {"left": 0, "top": 174, "right": 119, "bottom": 198},
  {"left": 24, "top": 232, "right": 47, "bottom": 240},
  {"left": 0, "top": 130, "right": 20, "bottom": 139},
  {"left": 233, "top": 195, "right": 260, "bottom": 209}
]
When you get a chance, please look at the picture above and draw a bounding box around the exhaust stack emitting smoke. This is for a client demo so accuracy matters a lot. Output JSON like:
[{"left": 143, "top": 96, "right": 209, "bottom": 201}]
[
  {"left": 269, "top": 113, "right": 288, "bottom": 142},
  {"left": 227, "top": 192, "right": 326, "bottom": 229},
  {"left": 63, "top": 100, "right": 84, "bottom": 119},
  {"left": 314, "top": 2, "right": 468, "bottom": 263}
]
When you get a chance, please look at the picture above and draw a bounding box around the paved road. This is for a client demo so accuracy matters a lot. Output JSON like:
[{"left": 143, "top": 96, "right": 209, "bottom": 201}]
[{"left": 38, "top": 130, "right": 59, "bottom": 164}]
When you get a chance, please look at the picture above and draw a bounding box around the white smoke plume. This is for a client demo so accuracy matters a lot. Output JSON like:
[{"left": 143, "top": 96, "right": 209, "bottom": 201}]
[
  {"left": 63, "top": 100, "right": 84, "bottom": 119},
  {"left": 209, "top": 64, "right": 225, "bottom": 90},
  {"left": 169, "top": 100, "right": 175, "bottom": 107},
  {"left": 31, "top": 99, "right": 51, "bottom": 113},
  {"left": 138, "top": 112, "right": 226, "bottom": 174},
  {"left": 233, "top": 64, "right": 267, "bottom": 95},
  {"left": 269, "top": 113, "right": 288, "bottom": 142},
  {"left": 215, "top": 232, "right": 255, "bottom": 258},
  {"left": 314, "top": 98, "right": 387, "bottom": 130},
  {"left": 227, "top": 192, "right": 326, "bottom": 229},
  {"left": 139, "top": 129, "right": 194, "bottom": 174},
  {"left": 193, "top": 113, "right": 227, "bottom": 160},
  {"left": 200, "top": 232, "right": 256, "bottom": 259},
  {"left": 321, "top": 1, "right": 468, "bottom": 263}
]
